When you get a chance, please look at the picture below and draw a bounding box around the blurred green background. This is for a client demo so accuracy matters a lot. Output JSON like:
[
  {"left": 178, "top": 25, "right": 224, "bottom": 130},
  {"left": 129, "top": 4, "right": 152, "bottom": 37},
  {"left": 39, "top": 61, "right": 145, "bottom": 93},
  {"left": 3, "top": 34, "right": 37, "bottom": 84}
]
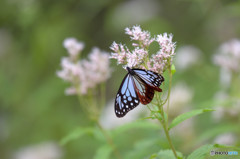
[{"left": 1, "top": 0, "right": 240, "bottom": 158}]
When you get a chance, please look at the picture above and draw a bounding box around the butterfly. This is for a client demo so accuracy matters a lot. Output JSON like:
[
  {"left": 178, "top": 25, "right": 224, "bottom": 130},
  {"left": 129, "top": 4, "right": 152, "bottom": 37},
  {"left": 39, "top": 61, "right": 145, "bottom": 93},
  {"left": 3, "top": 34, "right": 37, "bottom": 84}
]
[{"left": 115, "top": 67, "right": 164, "bottom": 117}]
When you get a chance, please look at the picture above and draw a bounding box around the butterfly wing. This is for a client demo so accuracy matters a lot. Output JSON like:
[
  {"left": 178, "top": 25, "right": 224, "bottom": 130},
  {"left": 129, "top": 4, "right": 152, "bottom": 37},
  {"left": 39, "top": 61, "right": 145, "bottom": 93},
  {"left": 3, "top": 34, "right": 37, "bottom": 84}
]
[
  {"left": 133, "top": 69, "right": 164, "bottom": 91},
  {"left": 115, "top": 68, "right": 164, "bottom": 117},
  {"left": 132, "top": 69, "right": 164, "bottom": 105},
  {"left": 115, "top": 74, "right": 140, "bottom": 117},
  {"left": 131, "top": 75, "right": 155, "bottom": 105}
]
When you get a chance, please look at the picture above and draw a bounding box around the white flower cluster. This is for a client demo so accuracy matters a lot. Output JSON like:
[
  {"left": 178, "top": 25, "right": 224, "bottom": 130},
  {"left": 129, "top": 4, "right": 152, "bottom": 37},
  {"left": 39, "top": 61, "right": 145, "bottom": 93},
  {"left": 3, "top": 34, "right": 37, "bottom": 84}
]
[
  {"left": 125, "top": 25, "right": 155, "bottom": 47},
  {"left": 63, "top": 38, "right": 84, "bottom": 60},
  {"left": 57, "top": 38, "right": 111, "bottom": 95},
  {"left": 213, "top": 39, "right": 240, "bottom": 72},
  {"left": 110, "top": 25, "right": 176, "bottom": 74},
  {"left": 148, "top": 33, "right": 176, "bottom": 74}
]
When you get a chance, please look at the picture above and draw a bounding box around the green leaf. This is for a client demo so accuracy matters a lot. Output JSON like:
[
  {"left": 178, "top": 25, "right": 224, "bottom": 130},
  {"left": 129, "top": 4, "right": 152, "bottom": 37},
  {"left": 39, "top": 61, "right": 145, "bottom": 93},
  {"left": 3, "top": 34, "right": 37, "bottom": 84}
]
[
  {"left": 187, "top": 144, "right": 214, "bottom": 159},
  {"left": 214, "top": 144, "right": 240, "bottom": 151},
  {"left": 142, "top": 116, "right": 158, "bottom": 120},
  {"left": 60, "top": 127, "right": 94, "bottom": 145},
  {"left": 149, "top": 153, "right": 158, "bottom": 159},
  {"left": 151, "top": 149, "right": 183, "bottom": 159},
  {"left": 169, "top": 109, "right": 215, "bottom": 130},
  {"left": 93, "top": 144, "right": 113, "bottom": 159},
  {"left": 163, "top": 111, "right": 168, "bottom": 123},
  {"left": 187, "top": 144, "right": 240, "bottom": 159},
  {"left": 93, "top": 125, "right": 106, "bottom": 142},
  {"left": 171, "top": 64, "right": 176, "bottom": 75},
  {"left": 147, "top": 109, "right": 167, "bottom": 122}
]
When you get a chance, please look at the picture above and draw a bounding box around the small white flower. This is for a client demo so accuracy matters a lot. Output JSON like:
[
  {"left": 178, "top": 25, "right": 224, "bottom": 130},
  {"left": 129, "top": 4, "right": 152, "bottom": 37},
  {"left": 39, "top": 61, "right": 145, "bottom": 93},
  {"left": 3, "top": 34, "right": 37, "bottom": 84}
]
[
  {"left": 109, "top": 41, "right": 119, "bottom": 53},
  {"left": 110, "top": 25, "right": 176, "bottom": 74},
  {"left": 110, "top": 43, "right": 128, "bottom": 65},
  {"left": 65, "top": 87, "right": 77, "bottom": 95},
  {"left": 156, "top": 33, "right": 173, "bottom": 46},
  {"left": 126, "top": 48, "right": 147, "bottom": 68},
  {"left": 220, "top": 39, "right": 240, "bottom": 59},
  {"left": 58, "top": 39, "right": 111, "bottom": 95},
  {"left": 63, "top": 38, "right": 84, "bottom": 59},
  {"left": 213, "top": 39, "right": 240, "bottom": 88},
  {"left": 147, "top": 33, "right": 176, "bottom": 73},
  {"left": 213, "top": 39, "right": 240, "bottom": 72},
  {"left": 77, "top": 48, "right": 111, "bottom": 94},
  {"left": 125, "top": 25, "right": 154, "bottom": 47},
  {"left": 87, "top": 47, "right": 111, "bottom": 83},
  {"left": 56, "top": 57, "right": 83, "bottom": 82}
]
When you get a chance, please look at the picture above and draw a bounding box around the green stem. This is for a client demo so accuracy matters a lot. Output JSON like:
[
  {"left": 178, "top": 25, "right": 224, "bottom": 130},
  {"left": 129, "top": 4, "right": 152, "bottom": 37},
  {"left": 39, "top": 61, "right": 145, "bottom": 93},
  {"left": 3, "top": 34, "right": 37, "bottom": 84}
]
[
  {"left": 96, "top": 121, "right": 122, "bottom": 159},
  {"left": 148, "top": 104, "right": 178, "bottom": 158},
  {"left": 76, "top": 85, "right": 121, "bottom": 159},
  {"left": 162, "top": 67, "right": 177, "bottom": 158},
  {"left": 166, "top": 66, "right": 173, "bottom": 130},
  {"left": 76, "top": 88, "right": 91, "bottom": 119},
  {"left": 162, "top": 119, "right": 178, "bottom": 158},
  {"left": 153, "top": 107, "right": 177, "bottom": 159},
  {"left": 88, "top": 89, "right": 99, "bottom": 120},
  {"left": 149, "top": 66, "right": 177, "bottom": 158}
]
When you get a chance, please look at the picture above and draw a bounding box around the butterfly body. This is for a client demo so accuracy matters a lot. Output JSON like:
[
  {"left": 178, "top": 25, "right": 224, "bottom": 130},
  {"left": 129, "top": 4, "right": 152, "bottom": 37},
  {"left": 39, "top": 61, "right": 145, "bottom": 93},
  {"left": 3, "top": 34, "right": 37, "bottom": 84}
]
[
  {"left": 126, "top": 67, "right": 136, "bottom": 75},
  {"left": 115, "top": 67, "right": 164, "bottom": 117}
]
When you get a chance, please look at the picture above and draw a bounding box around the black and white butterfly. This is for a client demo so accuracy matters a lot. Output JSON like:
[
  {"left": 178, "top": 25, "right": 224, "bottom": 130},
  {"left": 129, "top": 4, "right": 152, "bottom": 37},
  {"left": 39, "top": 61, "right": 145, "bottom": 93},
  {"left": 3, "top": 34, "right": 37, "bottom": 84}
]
[{"left": 115, "top": 67, "right": 164, "bottom": 117}]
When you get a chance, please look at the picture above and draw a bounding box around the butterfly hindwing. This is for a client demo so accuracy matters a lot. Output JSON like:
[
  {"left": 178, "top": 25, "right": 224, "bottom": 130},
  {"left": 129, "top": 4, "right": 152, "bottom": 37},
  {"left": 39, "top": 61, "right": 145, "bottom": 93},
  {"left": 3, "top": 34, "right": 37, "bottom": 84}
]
[
  {"left": 115, "top": 74, "right": 140, "bottom": 117},
  {"left": 132, "top": 75, "right": 155, "bottom": 105}
]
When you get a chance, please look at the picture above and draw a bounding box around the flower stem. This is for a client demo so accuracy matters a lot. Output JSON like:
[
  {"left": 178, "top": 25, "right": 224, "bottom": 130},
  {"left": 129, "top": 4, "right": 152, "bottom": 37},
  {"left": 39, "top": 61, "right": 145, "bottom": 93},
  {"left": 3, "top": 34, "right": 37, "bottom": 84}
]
[
  {"left": 152, "top": 67, "right": 177, "bottom": 158},
  {"left": 148, "top": 104, "right": 178, "bottom": 158},
  {"left": 154, "top": 107, "right": 177, "bottom": 158},
  {"left": 96, "top": 121, "right": 122, "bottom": 159},
  {"left": 76, "top": 86, "right": 121, "bottom": 159},
  {"left": 162, "top": 67, "right": 178, "bottom": 158},
  {"left": 162, "top": 120, "right": 178, "bottom": 158},
  {"left": 166, "top": 65, "right": 173, "bottom": 130}
]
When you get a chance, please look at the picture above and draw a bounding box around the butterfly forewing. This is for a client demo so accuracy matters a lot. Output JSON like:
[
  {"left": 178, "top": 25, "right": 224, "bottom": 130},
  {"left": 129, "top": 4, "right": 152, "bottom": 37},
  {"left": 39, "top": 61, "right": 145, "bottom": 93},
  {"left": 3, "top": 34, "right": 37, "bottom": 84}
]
[
  {"left": 115, "top": 74, "right": 140, "bottom": 117},
  {"left": 133, "top": 69, "right": 164, "bottom": 91},
  {"left": 114, "top": 67, "right": 164, "bottom": 118}
]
